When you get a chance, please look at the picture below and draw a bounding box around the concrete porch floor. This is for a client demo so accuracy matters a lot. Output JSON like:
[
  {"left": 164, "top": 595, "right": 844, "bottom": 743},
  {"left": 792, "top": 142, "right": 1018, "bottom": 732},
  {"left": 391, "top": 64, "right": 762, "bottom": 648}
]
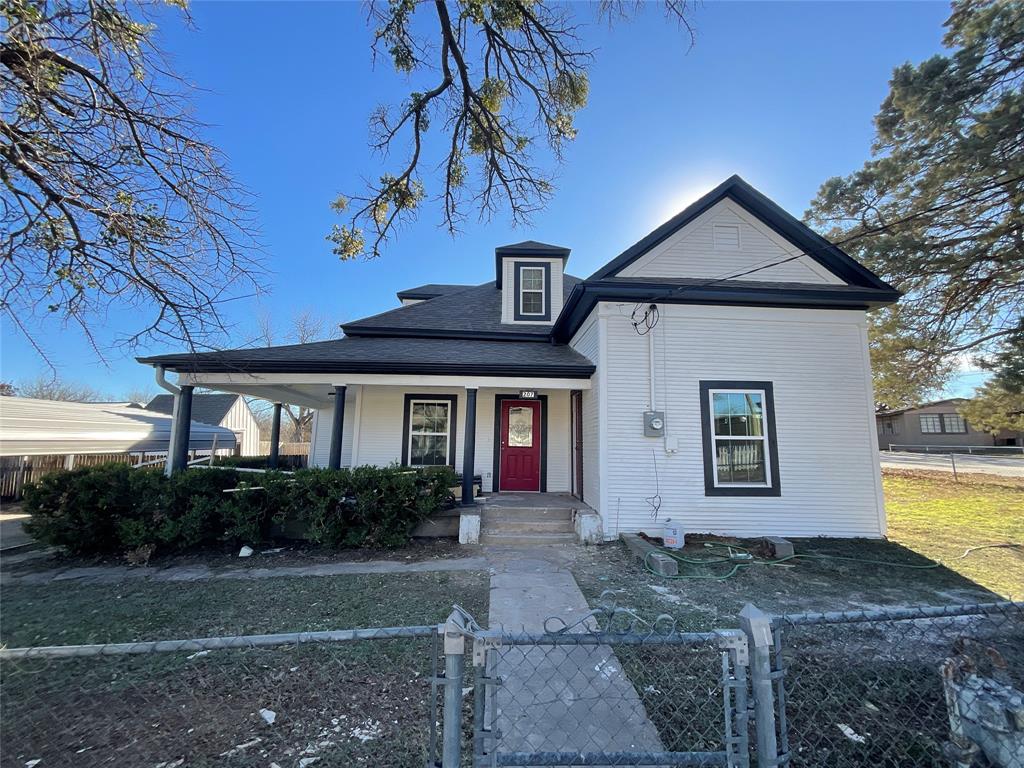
[{"left": 475, "top": 492, "right": 593, "bottom": 511}]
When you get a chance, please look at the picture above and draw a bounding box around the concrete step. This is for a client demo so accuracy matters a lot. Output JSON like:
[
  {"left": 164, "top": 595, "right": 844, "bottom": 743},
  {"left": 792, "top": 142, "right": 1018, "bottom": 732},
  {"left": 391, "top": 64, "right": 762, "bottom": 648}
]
[
  {"left": 482, "top": 518, "right": 575, "bottom": 534},
  {"left": 481, "top": 506, "right": 574, "bottom": 522},
  {"left": 479, "top": 531, "right": 578, "bottom": 547}
]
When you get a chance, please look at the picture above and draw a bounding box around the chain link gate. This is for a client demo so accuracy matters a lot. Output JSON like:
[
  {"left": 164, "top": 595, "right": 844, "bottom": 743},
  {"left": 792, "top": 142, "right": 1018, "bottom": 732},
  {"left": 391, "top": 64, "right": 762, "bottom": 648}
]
[{"left": 433, "top": 600, "right": 753, "bottom": 767}]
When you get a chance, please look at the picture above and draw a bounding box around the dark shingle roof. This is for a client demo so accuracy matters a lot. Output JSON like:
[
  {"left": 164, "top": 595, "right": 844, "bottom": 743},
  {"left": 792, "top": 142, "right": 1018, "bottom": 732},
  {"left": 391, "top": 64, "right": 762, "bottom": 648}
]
[
  {"left": 138, "top": 336, "right": 594, "bottom": 377},
  {"left": 344, "top": 275, "right": 582, "bottom": 340},
  {"left": 396, "top": 283, "right": 470, "bottom": 301},
  {"left": 145, "top": 393, "right": 241, "bottom": 425}
]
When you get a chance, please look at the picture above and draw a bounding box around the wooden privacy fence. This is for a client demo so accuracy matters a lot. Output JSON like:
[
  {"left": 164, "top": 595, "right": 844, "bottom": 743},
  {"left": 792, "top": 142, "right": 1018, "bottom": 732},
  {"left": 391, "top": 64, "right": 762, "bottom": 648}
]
[
  {"left": 258, "top": 441, "right": 310, "bottom": 456},
  {"left": 0, "top": 452, "right": 169, "bottom": 500}
]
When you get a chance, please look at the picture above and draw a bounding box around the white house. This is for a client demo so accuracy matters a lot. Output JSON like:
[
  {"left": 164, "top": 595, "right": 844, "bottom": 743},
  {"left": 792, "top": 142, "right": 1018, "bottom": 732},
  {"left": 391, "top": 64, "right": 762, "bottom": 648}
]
[
  {"left": 144, "top": 393, "right": 261, "bottom": 456},
  {"left": 139, "top": 176, "right": 898, "bottom": 543}
]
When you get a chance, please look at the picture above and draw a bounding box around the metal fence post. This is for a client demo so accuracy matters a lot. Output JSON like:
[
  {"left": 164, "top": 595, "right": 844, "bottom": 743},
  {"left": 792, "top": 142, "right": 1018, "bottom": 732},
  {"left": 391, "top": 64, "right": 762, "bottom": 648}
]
[
  {"left": 740, "top": 604, "right": 779, "bottom": 768},
  {"left": 442, "top": 610, "right": 467, "bottom": 768}
]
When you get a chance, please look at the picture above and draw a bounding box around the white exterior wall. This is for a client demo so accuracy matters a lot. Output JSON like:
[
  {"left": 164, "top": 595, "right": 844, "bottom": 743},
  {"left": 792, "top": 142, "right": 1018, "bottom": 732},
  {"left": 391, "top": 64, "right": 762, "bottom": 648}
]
[
  {"left": 617, "top": 199, "right": 845, "bottom": 285},
  {"left": 219, "top": 398, "right": 261, "bottom": 456},
  {"left": 569, "top": 314, "right": 601, "bottom": 509},
  {"left": 308, "top": 387, "right": 359, "bottom": 467},
  {"left": 596, "top": 302, "right": 885, "bottom": 539},
  {"left": 308, "top": 385, "right": 571, "bottom": 494},
  {"left": 500, "top": 257, "right": 564, "bottom": 324}
]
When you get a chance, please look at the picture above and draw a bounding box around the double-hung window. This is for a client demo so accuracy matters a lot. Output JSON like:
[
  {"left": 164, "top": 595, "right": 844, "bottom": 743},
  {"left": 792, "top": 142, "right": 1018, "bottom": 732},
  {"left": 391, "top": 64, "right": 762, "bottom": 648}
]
[
  {"left": 513, "top": 261, "right": 551, "bottom": 321},
  {"left": 919, "top": 414, "right": 942, "bottom": 434},
  {"left": 519, "top": 267, "right": 545, "bottom": 315},
  {"left": 699, "top": 381, "right": 780, "bottom": 496},
  {"left": 403, "top": 396, "right": 456, "bottom": 466}
]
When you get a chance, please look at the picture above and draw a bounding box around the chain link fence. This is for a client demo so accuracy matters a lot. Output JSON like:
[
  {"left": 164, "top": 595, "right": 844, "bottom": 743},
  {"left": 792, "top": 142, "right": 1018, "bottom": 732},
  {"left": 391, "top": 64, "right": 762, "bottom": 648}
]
[
  {"left": 2, "top": 600, "right": 1022, "bottom": 768},
  {"left": 768, "top": 602, "right": 1024, "bottom": 768},
  {"left": 1, "top": 627, "right": 444, "bottom": 768}
]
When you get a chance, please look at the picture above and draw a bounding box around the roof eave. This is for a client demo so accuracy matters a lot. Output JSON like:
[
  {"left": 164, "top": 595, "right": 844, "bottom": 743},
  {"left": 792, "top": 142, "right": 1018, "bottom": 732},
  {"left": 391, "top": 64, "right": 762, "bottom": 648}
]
[{"left": 552, "top": 281, "right": 900, "bottom": 342}]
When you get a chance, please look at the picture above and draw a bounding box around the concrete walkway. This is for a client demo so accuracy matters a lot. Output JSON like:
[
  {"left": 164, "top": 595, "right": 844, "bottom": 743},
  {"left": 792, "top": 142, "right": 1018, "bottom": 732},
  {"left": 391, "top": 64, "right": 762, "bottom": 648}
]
[
  {"left": 1, "top": 555, "right": 490, "bottom": 586},
  {"left": 486, "top": 547, "right": 663, "bottom": 757}
]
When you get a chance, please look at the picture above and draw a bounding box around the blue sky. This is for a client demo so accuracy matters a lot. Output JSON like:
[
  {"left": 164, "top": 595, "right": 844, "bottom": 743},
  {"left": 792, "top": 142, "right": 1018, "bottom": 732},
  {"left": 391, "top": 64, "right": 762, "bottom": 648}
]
[{"left": 1, "top": 0, "right": 986, "bottom": 397}]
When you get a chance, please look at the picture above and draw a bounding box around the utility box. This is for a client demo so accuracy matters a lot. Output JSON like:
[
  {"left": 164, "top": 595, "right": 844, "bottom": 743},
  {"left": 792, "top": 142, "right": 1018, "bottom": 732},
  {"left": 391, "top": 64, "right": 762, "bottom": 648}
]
[{"left": 644, "top": 411, "right": 666, "bottom": 437}]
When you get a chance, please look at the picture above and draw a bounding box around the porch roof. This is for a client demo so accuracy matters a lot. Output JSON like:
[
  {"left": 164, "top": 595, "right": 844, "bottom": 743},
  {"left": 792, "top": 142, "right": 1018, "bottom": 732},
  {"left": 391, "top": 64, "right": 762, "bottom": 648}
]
[{"left": 138, "top": 335, "right": 595, "bottom": 378}]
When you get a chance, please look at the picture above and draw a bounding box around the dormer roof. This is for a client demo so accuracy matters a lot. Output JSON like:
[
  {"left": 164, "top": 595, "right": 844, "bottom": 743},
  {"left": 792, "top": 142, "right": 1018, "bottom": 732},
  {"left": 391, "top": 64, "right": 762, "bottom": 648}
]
[{"left": 495, "top": 241, "right": 571, "bottom": 287}]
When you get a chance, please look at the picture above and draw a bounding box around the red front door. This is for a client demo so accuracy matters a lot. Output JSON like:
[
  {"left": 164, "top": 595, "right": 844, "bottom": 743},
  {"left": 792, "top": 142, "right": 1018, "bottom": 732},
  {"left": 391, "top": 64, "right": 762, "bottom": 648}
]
[{"left": 499, "top": 399, "right": 541, "bottom": 491}]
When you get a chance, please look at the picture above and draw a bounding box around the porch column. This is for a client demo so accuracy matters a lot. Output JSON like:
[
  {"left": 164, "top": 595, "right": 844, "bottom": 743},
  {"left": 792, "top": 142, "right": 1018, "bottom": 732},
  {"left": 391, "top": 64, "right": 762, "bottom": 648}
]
[
  {"left": 268, "top": 402, "right": 282, "bottom": 469},
  {"left": 169, "top": 384, "right": 194, "bottom": 474},
  {"left": 461, "top": 387, "right": 477, "bottom": 505},
  {"left": 328, "top": 386, "right": 346, "bottom": 470}
]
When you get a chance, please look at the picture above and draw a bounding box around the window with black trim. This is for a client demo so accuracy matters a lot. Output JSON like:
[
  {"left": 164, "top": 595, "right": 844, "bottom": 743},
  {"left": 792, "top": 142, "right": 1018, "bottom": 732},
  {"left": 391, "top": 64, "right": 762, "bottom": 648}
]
[
  {"left": 519, "top": 266, "right": 545, "bottom": 315},
  {"left": 512, "top": 261, "right": 551, "bottom": 321},
  {"left": 919, "top": 414, "right": 942, "bottom": 433},
  {"left": 699, "top": 381, "right": 780, "bottom": 497},
  {"left": 943, "top": 414, "right": 967, "bottom": 433},
  {"left": 402, "top": 395, "right": 457, "bottom": 467}
]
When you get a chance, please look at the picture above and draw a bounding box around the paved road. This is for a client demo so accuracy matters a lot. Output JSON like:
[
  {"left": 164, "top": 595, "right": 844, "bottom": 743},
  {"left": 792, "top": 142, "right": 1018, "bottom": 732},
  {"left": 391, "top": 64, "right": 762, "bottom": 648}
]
[{"left": 880, "top": 452, "right": 1024, "bottom": 478}]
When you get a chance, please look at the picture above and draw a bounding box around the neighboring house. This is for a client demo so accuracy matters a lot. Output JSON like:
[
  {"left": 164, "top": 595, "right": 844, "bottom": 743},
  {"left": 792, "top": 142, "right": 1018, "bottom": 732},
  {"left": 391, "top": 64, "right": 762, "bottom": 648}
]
[
  {"left": 144, "top": 393, "right": 260, "bottom": 456},
  {"left": 139, "top": 175, "right": 900, "bottom": 540},
  {"left": 876, "top": 399, "right": 1023, "bottom": 450},
  {"left": 0, "top": 396, "right": 236, "bottom": 498}
]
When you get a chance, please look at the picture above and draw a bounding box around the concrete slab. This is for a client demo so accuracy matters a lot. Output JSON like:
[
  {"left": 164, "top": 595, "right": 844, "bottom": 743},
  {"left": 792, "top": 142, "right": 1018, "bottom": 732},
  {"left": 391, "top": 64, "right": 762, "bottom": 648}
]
[{"left": 486, "top": 547, "right": 664, "bottom": 756}]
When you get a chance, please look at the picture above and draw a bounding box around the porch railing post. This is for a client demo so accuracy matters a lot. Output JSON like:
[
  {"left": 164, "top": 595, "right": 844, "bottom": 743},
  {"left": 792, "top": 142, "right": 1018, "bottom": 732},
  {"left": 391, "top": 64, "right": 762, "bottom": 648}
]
[
  {"left": 740, "top": 603, "right": 780, "bottom": 768},
  {"left": 462, "top": 388, "right": 478, "bottom": 505}
]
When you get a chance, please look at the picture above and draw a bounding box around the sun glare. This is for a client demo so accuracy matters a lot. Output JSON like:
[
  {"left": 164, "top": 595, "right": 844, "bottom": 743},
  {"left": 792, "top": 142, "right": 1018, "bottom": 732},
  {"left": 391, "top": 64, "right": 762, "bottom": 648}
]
[{"left": 653, "top": 178, "right": 722, "bottom": 226}]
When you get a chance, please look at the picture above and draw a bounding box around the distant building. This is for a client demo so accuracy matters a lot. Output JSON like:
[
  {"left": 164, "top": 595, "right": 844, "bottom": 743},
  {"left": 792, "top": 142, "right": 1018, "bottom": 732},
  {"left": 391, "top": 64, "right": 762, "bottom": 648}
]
[
  {"left": 145, "top": 393, "right": 260, "bottom": 456},
  {"left": 875, "top": 398, "right": 1022, "bottom": 451}
]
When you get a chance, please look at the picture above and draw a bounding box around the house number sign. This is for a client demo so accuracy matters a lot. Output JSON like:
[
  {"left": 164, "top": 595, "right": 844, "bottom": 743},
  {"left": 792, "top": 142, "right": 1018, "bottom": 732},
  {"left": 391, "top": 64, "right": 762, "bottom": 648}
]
[{"left": 518, "top": 389, "right": 538, "bottom": 399}]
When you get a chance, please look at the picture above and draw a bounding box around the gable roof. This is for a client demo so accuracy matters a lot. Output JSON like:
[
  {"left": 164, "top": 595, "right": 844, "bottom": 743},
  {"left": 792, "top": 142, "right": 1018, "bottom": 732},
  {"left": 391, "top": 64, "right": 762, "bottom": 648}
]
[
  {"left": 138, "top": 336, "right": 595, "bottom": 378},
  {"left": 395, "top": 283, "right": 469, "bottom": 301},
  {"left": 344, "top": 276, "right": 582, "bottom": 341},
  {"left": 145, "top": 393, "right": 242, "bottom": 425},
  {"left": 588, "top": 174, "right": 895, "bottom": 291},
  {"left": 876, "top": 398, "right": 968, "bottom": 417}
]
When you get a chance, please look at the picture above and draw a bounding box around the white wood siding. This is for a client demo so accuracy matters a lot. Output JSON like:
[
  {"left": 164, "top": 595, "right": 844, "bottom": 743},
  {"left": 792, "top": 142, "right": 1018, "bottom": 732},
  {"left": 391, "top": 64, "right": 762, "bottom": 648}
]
[
  {"left": 598, "top": 302, "right": 884, "bottom": 539},
  {"left": 569, "top": 315, "right": 601, "bottom": 509},
  {"left": 501, "top": 257, "right": 564, "bottom": 324},
  {"left": 219, "top": 398, "right": 261, "bottom": 456},
  {"left": 616, "top": 199, "right": 846, "bottom": 285},
  {"left": 309, "top": 386, "right": 570, "bottom": 493},
  {"left": 308, "top": 388, "right": 358, "bottom": 467}
]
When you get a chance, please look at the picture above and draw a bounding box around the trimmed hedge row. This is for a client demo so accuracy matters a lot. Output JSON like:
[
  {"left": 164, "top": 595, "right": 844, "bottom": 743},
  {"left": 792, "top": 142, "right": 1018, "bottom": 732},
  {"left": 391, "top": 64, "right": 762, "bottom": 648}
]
[{"left": 23, "top": 463, "right": 457, "bottom": 555}]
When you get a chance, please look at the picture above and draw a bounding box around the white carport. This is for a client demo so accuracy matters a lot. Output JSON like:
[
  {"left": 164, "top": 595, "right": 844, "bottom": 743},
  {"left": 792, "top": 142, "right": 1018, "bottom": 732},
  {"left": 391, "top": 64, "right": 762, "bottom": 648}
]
[{"left": 0, "top": 397, "right": 237, "bottom": 456}]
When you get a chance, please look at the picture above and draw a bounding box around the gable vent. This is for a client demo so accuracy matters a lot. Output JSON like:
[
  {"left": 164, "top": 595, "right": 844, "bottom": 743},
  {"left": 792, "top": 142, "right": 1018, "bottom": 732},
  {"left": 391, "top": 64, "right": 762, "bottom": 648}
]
[{"left": 713, "top": 223, "right": 740, "bottom": 250}]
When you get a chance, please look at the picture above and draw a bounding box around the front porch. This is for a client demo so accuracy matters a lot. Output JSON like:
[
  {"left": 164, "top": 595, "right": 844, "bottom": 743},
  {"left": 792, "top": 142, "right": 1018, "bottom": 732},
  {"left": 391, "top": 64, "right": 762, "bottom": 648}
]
[{"left": 158, "top": 371, "right": 594, "bottom": 538}]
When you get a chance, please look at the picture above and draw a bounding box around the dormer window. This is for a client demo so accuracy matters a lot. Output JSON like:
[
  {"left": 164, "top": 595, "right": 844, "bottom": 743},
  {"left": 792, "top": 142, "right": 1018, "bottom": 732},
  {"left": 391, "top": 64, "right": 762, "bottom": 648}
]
[{"left": 513, "top": 261, "right": 551, "bottom": 321}]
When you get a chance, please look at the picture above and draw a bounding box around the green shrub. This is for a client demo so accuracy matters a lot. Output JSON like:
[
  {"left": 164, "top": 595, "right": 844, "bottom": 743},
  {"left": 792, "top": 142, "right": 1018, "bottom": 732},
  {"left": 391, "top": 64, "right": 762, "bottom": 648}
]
[{"left": 22, "top": 463, "right": 456, "bottom": 556}]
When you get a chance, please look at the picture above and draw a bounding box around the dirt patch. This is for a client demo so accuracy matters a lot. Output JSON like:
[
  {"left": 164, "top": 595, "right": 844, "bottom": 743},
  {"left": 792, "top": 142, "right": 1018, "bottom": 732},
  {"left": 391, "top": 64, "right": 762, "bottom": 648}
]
[
  {"left": 883, "top": 466, "right": 1024, "bottom": 490},
  {"left": 1, "top": 537, "right": 465, "bottom": 577},
  {"left": 1, "top": 640, "right": 439, "bottom": 768}
]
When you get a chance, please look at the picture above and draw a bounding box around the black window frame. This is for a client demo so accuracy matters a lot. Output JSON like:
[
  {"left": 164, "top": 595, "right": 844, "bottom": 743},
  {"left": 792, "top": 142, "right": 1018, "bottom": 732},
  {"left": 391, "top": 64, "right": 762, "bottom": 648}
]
[
  {"left": 942, "top": 413, "right": 967, "bottom": 434},
  {"left": 699, "top": 380, "right": 781, "bottom": 497},
  {"left": 401, "top": 394, "right": 458, "bottom": 467},
  {"left": 513, "top": 260, "right": 552, "bottom": 321}
]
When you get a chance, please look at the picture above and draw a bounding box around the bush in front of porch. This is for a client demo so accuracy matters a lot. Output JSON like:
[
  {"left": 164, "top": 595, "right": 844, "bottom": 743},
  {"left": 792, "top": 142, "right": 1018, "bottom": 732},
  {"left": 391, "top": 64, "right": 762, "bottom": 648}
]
[{"left": 23, "top": 463, "right": 456, "bottom": 556}]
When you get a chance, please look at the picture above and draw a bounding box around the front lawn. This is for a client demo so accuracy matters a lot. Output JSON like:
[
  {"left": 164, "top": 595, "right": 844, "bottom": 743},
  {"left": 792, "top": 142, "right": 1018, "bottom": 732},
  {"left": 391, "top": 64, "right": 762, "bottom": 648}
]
[
  {"left": 1, "top": 571, "right": 488, "bottom": 768},
  {"left": 884, "top": 469, "right": 1023, "bottom": 599}
]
